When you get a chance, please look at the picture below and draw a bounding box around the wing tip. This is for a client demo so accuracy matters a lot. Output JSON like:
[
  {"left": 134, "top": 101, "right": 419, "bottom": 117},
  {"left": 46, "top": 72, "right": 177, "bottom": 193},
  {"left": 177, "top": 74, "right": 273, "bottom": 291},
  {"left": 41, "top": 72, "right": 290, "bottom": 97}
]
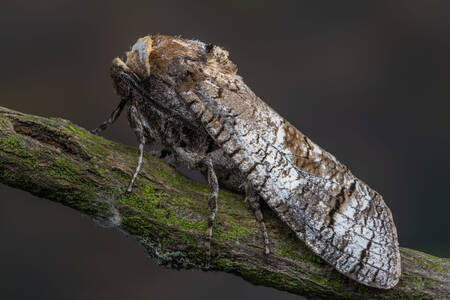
[{"left": 351, "top": 241, "right": 402, "bottom": 289}]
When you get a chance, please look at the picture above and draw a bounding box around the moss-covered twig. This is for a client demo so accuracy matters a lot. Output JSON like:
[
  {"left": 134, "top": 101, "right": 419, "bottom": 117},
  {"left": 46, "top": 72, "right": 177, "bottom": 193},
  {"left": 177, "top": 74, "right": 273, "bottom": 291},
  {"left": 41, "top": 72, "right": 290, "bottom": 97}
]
[{"left": 0, "top": 106, "right": 448, "bottom": 299}]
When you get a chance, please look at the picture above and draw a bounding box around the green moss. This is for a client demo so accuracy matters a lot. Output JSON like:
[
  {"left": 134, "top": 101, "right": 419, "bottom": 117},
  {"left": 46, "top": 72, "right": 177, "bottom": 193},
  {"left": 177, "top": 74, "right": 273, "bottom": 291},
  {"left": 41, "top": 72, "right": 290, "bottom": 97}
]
[
  {"left": 215, "top": 220, "right": 254, "bottom": 241},
  {"left": 410, "top": 274, "right": 422, "bottom": 286},
  {"left": 310, "top": 273, "right": 332, "bottom": 288},
  {"left": 177, "top": 196, "right": 194, "bottom": 206},
  {"left": 229, "top": 220, "right": 253, "bottom": 237},
  {"left": 388, "top": 293, "right": 422, "bottom": 300},
  {"left": 88, "top": 140, "right": 108, "bottom": 157},
  {"left": 219, "top": 190, "right": 246, "bottom": 208},
  {"left": 277, "top": 244, "right": 304, "bottom": 261},
  {"left": 421, "top": 251, "right": 450, "bottom": 264},
  {"left": 0, "top": 136, "right": 38, "bottom": 170},
  {"left": 119, "top": 181, "right": 254, "bottom": 247},
  {"left": 118, "top": 184, "right": 254, "bottom": 246},
  {"left": 169, "top": 216, "right": 208, "bottom": 232},
  {"left": 119, "top": 188, "right": 208, "bottom": 236},
  {"left": 46, "top": 157, "right": 97, "bottom": 195},
  {"left": 142, "top": 185, "right": 166, "bottom": 200},
  {"left": 213, "top": 258, "right": 235, "bottom": 271},
  {"left": 424, "top": 259, "right": 445, "bottom": 273},
  {"left": 96, "top": 167, "right": 106, "bottom": 177},
  {"left": 422, "top": 278, "right": 437, "bottom": 288},
  {"left": 65, "top": 123, "right": 112, "bottom": 157},
  {"left": 2, "top": 136, "right": 24, "bottom": 156},
  {"left": 403, "top": 249, "right": 448, "bottom": 274},
  {"left": 67, "top": 124, "right": 88, "bottom": 136},
  {"left": 0, "top": 166, "right": 32, "bottom": 188},
  {"left": 0, "top": 149, "right": 104, "bottom": 216},
  {"left": 111, "top": 167, "right": 132, "bottom": 182},
  {"left": 175, "top": 230, "right": 198, "bottom": 246},
  {"left": 0, "top": 118, "right": 10, "bottom": 130},
  {"left": 155, "top": 249, "right": 188, "bottom": 268},
  {"left": 67, "top": 198, "right": 111, "bottom": 217},
  {"left": 121, "top": 215, "right": 152, "bottom": 237},
  {"left": 300, "top": 250, "right": 325, "bottom": 268},
  {"left": 236, "top": 265, "right": 320, "bottom": 296},
  {"left": 155, "top": 165, "right": 209, "bottom": 195},
  {"left": 327, "top": 278, "right": 344, "bottom": 290},
  {"left": 141, "top": 165, "right": 253, "bottom": 242},
  {"left": 326, "top": 279, "right": 352, "bottom": 298},
  {"left": 277, "top": 243, "right": 324, "bottom": 269},
  {"left": 49, "top": 157, "right": 80, "bottom": 179},
  {"left": 2, "top": 135, "right": 20, "bottom": 150},
  {"left": 119, "top": 189, "right": 166, "bottom": 220}
]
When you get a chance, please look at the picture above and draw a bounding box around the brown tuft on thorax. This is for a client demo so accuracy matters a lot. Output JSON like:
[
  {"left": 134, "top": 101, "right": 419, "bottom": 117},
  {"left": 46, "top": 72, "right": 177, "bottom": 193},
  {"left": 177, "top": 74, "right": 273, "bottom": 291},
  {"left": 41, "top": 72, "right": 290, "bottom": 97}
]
[
  {"left": 149, "top": 35, "right": 204, "bottom": 75},
  {"left": 205, "top": 44, "right": 237, "bottom": 74}
]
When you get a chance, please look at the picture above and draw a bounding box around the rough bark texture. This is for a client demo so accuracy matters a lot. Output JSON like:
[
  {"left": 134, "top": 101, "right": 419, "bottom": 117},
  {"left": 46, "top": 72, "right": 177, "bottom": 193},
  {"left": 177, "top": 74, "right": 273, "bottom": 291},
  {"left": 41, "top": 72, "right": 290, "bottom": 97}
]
[{"left": 0, "top": 106, "right": 448, "bottom": 299}]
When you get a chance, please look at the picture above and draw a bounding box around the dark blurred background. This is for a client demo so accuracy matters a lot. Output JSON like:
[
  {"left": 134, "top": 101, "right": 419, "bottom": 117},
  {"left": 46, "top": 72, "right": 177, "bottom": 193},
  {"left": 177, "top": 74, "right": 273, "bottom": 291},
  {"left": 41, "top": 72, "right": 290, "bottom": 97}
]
[{"left": 1, "top": 1, "right": 449, "bottom": 299}]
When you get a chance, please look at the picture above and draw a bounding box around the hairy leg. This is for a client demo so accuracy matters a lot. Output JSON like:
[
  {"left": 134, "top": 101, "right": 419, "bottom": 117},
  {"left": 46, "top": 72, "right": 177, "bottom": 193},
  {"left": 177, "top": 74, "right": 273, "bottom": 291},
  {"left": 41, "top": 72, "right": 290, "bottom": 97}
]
[
  {"left": 204, "top": 158, "right": 219, "bottom": 258},
  {"left": 245, "top": 184, "right": 270, "bottom": 255},
  {"left": 92, "top": 97, "right": 129, "bottom": 134},
  {"left": 174, "top": 147, "right": 219, "bottom": 260},
  {"left": 127, "top": 105, "right": 147, "bottom": 192}
]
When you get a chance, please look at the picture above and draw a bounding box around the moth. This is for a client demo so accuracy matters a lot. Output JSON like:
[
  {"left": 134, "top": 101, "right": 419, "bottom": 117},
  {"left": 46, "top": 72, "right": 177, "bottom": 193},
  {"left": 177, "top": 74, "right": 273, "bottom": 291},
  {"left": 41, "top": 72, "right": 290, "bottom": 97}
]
[{"left": 94, "top": 35, "right": 401, "bottom": 289}]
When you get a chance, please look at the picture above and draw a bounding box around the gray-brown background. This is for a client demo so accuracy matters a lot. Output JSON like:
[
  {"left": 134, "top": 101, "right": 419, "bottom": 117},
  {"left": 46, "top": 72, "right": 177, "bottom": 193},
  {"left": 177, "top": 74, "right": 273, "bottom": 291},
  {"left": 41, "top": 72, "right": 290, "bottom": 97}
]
[{"left": 1, "top": 1, "right": 449, "bottom": 299}]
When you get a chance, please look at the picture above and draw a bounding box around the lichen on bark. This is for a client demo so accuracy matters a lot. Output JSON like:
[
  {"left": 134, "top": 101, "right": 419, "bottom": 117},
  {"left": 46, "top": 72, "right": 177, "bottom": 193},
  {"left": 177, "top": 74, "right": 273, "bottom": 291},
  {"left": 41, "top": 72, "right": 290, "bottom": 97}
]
[{"left": 0, "top": 106, "right": 448, "bottom": 299}]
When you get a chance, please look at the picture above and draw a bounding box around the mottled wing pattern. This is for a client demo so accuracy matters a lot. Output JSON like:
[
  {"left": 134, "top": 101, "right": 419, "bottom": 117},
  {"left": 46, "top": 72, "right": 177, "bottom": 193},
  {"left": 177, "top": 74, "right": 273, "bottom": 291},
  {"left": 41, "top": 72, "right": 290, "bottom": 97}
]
[
  {"left": 146, "top": 36, "right": 401, "bottom": 288},
  {"left": 175, "top": 45, "right": 401, "bottom": 289}
]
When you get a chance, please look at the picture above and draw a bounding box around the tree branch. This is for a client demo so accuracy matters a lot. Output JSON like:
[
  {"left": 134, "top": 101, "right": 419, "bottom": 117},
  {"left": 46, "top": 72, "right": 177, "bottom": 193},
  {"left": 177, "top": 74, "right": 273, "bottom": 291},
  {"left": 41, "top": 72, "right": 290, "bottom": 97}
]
[{"left": 0, "top": 106, "right": 448, "bottom": 299}]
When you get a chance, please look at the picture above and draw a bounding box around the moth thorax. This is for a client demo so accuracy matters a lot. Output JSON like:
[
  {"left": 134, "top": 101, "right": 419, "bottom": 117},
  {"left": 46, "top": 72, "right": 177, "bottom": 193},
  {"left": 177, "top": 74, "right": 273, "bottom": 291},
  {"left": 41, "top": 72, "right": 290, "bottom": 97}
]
[{"left": 126, "top": 36, "right": 153, "bottom": 79}]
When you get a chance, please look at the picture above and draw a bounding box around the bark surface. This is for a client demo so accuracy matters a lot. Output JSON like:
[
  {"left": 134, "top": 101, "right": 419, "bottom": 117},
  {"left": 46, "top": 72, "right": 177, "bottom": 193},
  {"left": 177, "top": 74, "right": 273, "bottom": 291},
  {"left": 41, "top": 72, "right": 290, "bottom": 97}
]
[{"left": 0, "top": 106, "right": 448, "bottom": 299}]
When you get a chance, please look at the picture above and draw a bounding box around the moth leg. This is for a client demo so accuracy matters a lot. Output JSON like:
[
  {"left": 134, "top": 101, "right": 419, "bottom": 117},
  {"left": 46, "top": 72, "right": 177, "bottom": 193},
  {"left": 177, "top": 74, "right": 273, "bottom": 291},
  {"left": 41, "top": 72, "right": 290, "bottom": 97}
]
[
  {"left": 173, "top": 147, "right": 219, "bottom": 260},
  {"left": 204, "top": 158, "right": 219, "bottom": 259},
  {"left": 245, "top": 184, "right": 270, "bottom": 255},
  {"left": 127, "top": 141, "right": 145, "bottom": 192},
  {"left": 92, "top": 97, "right": 128, "bottom": 134},
  {"left": 127, "top": 106, "right": 147, "bottom": 193}
]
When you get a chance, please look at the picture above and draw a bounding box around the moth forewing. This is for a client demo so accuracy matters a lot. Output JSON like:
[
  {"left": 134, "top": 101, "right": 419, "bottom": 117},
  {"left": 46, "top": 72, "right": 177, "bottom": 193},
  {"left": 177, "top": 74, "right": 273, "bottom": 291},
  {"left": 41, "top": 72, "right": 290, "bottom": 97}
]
[
  {"left": 171, "top": 40, "right": 400, "bottom": 288},
  {"left": 108, "top": 35, "right": 401, "bottom": 289},
  {"left": 187, "top": 92, "right": 400, "bottom": 288}
]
